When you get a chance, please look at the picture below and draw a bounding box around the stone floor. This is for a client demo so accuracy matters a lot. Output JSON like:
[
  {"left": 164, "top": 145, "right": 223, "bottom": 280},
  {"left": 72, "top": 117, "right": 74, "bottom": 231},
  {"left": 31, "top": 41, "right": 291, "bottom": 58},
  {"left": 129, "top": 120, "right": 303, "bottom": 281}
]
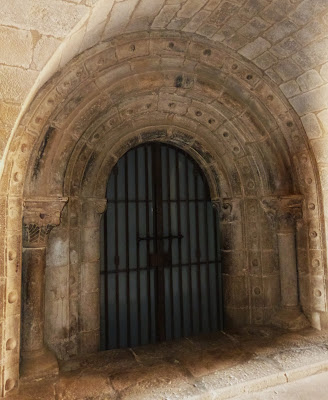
[
  {"left": 8, "top": 326, "right": 328, "bottom": 400},
  {"left": 237, "top": 370, "right": 328, "bottom": 400}
]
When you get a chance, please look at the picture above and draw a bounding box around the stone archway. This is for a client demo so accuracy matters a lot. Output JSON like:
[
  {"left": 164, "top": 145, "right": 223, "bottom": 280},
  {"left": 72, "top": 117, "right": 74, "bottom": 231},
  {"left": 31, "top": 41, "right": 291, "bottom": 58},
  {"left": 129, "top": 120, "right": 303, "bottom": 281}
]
[{"left": 1, "top": 31, "right": 326, "bottom": 393}]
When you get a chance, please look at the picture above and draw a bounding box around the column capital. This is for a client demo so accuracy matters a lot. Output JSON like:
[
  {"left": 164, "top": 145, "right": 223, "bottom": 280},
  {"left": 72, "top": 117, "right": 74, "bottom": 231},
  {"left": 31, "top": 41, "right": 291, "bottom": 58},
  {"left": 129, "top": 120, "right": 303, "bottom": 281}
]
[
  {"left": 261, "top": 195, "right": 303, "bottom": 233},
  {"left": 23, "top": 197, "right": 68, "bottom": 247},
  {"left": 212, "top": 198, "right": 241, "bottom": 222}
]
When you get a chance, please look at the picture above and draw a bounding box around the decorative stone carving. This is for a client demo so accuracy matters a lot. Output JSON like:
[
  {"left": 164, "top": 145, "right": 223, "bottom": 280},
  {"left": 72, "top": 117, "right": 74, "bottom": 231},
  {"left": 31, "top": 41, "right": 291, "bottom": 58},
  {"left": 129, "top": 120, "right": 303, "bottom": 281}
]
[
  {"left": 212, "top": 198, "right": 240, "bottom": 222},
  {"left": 261, "top": 195, "right": 303, "bottom": 232},
  {"left": 21, "top": 197, "right": 68, "bottom": 380},
  {"left": 261, "top": 195, "right": 309, "bottom": 330},
  {"left": 23, "top": 198, "right": 68, "bottom": 247}
]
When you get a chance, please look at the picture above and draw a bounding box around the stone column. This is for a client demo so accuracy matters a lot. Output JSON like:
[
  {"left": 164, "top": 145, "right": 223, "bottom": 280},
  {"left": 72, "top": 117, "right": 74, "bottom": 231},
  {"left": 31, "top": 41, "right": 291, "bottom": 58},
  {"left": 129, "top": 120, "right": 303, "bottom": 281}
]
[
  {"left": 80, "top": 198, "right": 107, "bottom": 354},
  {"left": 261, "top": 196, "right": 309, "bottom": 330},
  {"left": 20, "top": 197, "right": 68, "bottom": 379},
  {"left": 213, "top": 198, "right": 249, "bottom": 328}
]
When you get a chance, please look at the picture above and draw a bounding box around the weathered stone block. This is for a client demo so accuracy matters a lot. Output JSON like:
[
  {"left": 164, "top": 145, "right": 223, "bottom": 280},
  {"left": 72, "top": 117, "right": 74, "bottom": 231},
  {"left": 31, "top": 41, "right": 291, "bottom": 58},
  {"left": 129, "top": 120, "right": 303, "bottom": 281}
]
[
  {"left": 177, "top": 0, "right": 204, "bottom": 19},
  {"left": 80, "top": 329, "right": 100, "bottom": 354},
  {"left": 3, "top": 362, "right": 19, "bottom": 396},
  {"left": 290, "top": 0, "right": 328, "bottom": 26},
  {"left": 0, "top": 278, "right": 4, "bottom": 320},
  {"left": 296, "top": 70, "right": 324, "bottom": 92},
  {"left": 299, "top": 273, "right": 311, "bottom": 310},
  {"left": 80, "top": 292, "right": 99, "bottom": 332},
  {"left": 116, "top": 40, "right": 149, "bottom": 61},
  {"left": 290, "top": 84, "right": 328, "bottom": 115},
  {"left": 310, "top": 138, "right": 328, "bottom": 164},
  {"left": 311, "top": 275, "right": 326, "bottom": 312},
  {"left": 151, "top": 5, "right": 180, "bottom": 28},
  {"left": 223, "top": 275, "right": 248, "bottom": 308},
  {"left": 82, "top": 228, "right": 101, "bottom": 262},
  {"left": 0, "top": 0, "right": 88, "bottom": 37},
  {"left": 271, "top": 37, "right": 300, "bottom": 59},
  {"left": 239, "top": 0, "right": 268, "bottom": 19},
  {"left": 263, "top": 275, "right": 280, "bottom": 307},
  {"left": 301, "top": 113, "right": 322, "bottom": 139},
  {"left": 274, "top": 59, "right": 303, "bottom": 81},
  {"left": 45, "top": 264, "right": 69, "bottom": 341},
  {"left": 280, "top": 80, "right": 301, "bottom": 98},
  {"left": 320, "top": 62, "right": 328, "bottom": 82},
  {"left": 183, "top": 10, "right": 211, "bottom": 33},
  {"left": 238, "top": 37, "right": 271, "bottom": 60},
  {"left": 221, "top": 250, "right": 246, "bottom": 275},
  {"left": 254, "top": 51, "right": 277, "bottom": 69},
  {"left": 309, "top": 249, "right": 324, "bottom": 276},
  {"left": 238, "top": 16, "right": 270, "bottom": 39},
  {"left": 293, "top": 38, "right": 328, "bottom": 71},
  {"left": 4, "top": 314, "right": 20, "bottom": 368},
  {"left": 263, "top": 19, "right": 298, "bottom": 43},
  {"left": 317, "top": 109, "right": 328, "bottom": 134},
  {"left": 260, "top": 0, "right": 294, "bottom": 23},
  {"left": 6, "top": 275, "right": 21, "bottom": 318},
  {"left": 262, "top": 250, "right": 279, "bottom": 275},
  {"left": 224, "top": 307, "right": 250, "bottom": 328},
  {"left": 134, "top": 0, "right": 165, "bottom": 18},
  {"left": 0, "top": 66, "right": 38, "bottom": 102},
  {"left": 7, "top": 234, "right": 21, "bottom": 279},
  {"left": 46, "top": 228, "right": 69, "bottom": 268},
  {"left": 103, "top": 0, "right": 139, "bottom": 38},
  {"left": 0, "top": 26, "right": 33, "bottom": 68},
  {"left": 293, "top": 18, "right": 327, "bottom": 46},
  {"left": 81, "top": 262, "right": 100, "bottom": 293},
  {"left": 250, "top": 276, "right": 264, "bottom": 308}
]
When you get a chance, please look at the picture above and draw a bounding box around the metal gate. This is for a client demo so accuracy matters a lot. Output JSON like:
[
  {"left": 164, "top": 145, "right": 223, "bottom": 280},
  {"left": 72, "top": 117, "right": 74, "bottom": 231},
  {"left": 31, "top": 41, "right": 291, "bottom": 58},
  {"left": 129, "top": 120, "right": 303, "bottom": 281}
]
[{"left": 100, "top": 143, "right": 222, "bottom": 350}]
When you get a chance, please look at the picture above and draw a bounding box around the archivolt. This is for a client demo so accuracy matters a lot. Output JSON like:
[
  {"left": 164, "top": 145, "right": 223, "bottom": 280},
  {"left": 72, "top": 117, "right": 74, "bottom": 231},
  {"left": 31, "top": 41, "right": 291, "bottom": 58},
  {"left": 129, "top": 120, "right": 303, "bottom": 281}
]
[{"left": 3, "top": 32, "right": 320, "bottom": 242}]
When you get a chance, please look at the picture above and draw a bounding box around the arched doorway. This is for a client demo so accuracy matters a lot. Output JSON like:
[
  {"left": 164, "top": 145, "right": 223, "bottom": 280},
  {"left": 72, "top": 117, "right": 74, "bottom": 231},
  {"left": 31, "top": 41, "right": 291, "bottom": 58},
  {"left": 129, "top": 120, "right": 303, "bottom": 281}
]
[{"left": 100, "top": 143, "right": 223, "bottom": 349}]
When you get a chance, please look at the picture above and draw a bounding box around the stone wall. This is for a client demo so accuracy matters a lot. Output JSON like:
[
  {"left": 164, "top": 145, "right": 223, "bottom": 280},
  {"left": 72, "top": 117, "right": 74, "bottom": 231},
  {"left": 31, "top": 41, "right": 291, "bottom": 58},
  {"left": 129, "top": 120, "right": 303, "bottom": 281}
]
[{"left": 1, "top": 0, "right": 328, "bottom": 397}]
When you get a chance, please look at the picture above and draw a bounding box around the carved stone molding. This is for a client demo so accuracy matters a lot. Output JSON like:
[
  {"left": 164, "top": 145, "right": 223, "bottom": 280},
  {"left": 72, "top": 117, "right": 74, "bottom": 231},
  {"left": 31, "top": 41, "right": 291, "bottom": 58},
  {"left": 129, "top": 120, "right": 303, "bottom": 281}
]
[
  {"left": 23, "top": 197, "right": 68, "bottom": 247},
  {"left": 212, "top": 198, "right": 240, "bottom": 222},
  {"left": 261, "top": 195, "right": 303, "bottom": 233}
]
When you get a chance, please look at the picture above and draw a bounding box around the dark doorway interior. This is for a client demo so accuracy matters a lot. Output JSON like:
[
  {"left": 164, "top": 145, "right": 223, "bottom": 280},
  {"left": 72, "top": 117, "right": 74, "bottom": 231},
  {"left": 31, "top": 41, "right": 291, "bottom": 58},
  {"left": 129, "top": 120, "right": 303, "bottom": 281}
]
[{"left": 100, "top": 143, "right": 222, "bottom": 350}]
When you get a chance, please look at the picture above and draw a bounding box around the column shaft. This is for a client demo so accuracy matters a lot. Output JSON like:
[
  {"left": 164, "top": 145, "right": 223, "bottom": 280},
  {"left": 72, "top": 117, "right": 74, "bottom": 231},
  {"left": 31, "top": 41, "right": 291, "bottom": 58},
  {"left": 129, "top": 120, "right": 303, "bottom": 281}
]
[
  {"left": 261, "top": 196, "right": 309, "bottom": 330},
  {"left": 21, "top": 248, "right": 46, "bottom": 354},
  {"left": 277, "top": 232, "right": 298, "bottom": 308},
  {"left": 20, "top": 197, "right": 68, "bottom": 379}
]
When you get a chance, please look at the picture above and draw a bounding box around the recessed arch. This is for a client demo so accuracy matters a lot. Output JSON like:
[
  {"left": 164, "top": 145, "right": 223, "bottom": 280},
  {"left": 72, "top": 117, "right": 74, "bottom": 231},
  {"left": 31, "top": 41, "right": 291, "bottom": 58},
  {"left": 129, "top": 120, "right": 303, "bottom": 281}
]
[{"left": 0, "top": 30, "right": 326, "bottom": 392}]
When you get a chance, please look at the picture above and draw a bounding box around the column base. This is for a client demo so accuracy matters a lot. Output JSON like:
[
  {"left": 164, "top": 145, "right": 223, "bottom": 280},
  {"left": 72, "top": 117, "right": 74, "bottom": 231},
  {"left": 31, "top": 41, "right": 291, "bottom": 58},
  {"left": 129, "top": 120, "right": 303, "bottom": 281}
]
[
  {"left": 20, "top": 348, "right": 59, "bottom": 381},
  {"left": 271, "top": 307, "right": 310, "bottom": 331}
]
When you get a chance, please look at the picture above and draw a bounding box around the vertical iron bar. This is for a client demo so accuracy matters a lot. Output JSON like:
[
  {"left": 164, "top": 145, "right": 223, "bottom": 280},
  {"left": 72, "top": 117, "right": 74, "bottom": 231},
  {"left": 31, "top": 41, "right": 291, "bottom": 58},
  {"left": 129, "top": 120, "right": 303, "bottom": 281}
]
[
  {"left": 166, "top": 146, "right": 175, "bottom": 339},
  {"left": 152, "top": 143, "right": 165, "bottom": 342},
  {"left": 184, "top": 155, "right": 193, "bottom": 334},
  {"left": 145, "top": 145, "right": 152, "bottom": 342},
  {"left": 135, "top": 148, "right": 141, "bottom": 345},
  {"left": 114, "top": 165, "right": 120, "bottom": 348},
  {"left": 194, "top": 166, "right": 203, "bottom": 332},
  {"left": 104, "top": 206, "right": 109, "bottom": 348},
  {"left": 213, "top": 206, "right": 222, "bottom": 329},
  {"left": 175, "top": 149, "right": 184, "bottom": 336},
  {"left": 203, "top": 191, "right": 212, "bottom": 331},
  {"left": 125, "top": 154, "right": 131, "bottom": 347}
]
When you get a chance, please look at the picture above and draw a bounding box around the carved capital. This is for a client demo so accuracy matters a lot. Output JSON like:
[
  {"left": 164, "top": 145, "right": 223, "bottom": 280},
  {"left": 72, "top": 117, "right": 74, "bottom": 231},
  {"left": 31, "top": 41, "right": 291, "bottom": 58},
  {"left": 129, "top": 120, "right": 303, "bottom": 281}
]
[
  {"left": 23, "top": 197, "right": 68, "bottom": 247},
  {"left": 212, "top": 198, "right": 241, "bottom": 222},
  {"left": 261, "top": 195, "right": 303, "bottom": 232}
]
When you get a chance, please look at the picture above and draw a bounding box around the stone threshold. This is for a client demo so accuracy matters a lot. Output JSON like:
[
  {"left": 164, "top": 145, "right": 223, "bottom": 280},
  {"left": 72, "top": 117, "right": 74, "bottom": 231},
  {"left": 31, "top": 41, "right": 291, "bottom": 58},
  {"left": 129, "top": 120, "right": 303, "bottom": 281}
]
[
  {"left": 8, "top": 326, "right": 328, "bottom": 399},
  {"left": 206, "top": 359, "right": 328, "bottom": 400}
]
